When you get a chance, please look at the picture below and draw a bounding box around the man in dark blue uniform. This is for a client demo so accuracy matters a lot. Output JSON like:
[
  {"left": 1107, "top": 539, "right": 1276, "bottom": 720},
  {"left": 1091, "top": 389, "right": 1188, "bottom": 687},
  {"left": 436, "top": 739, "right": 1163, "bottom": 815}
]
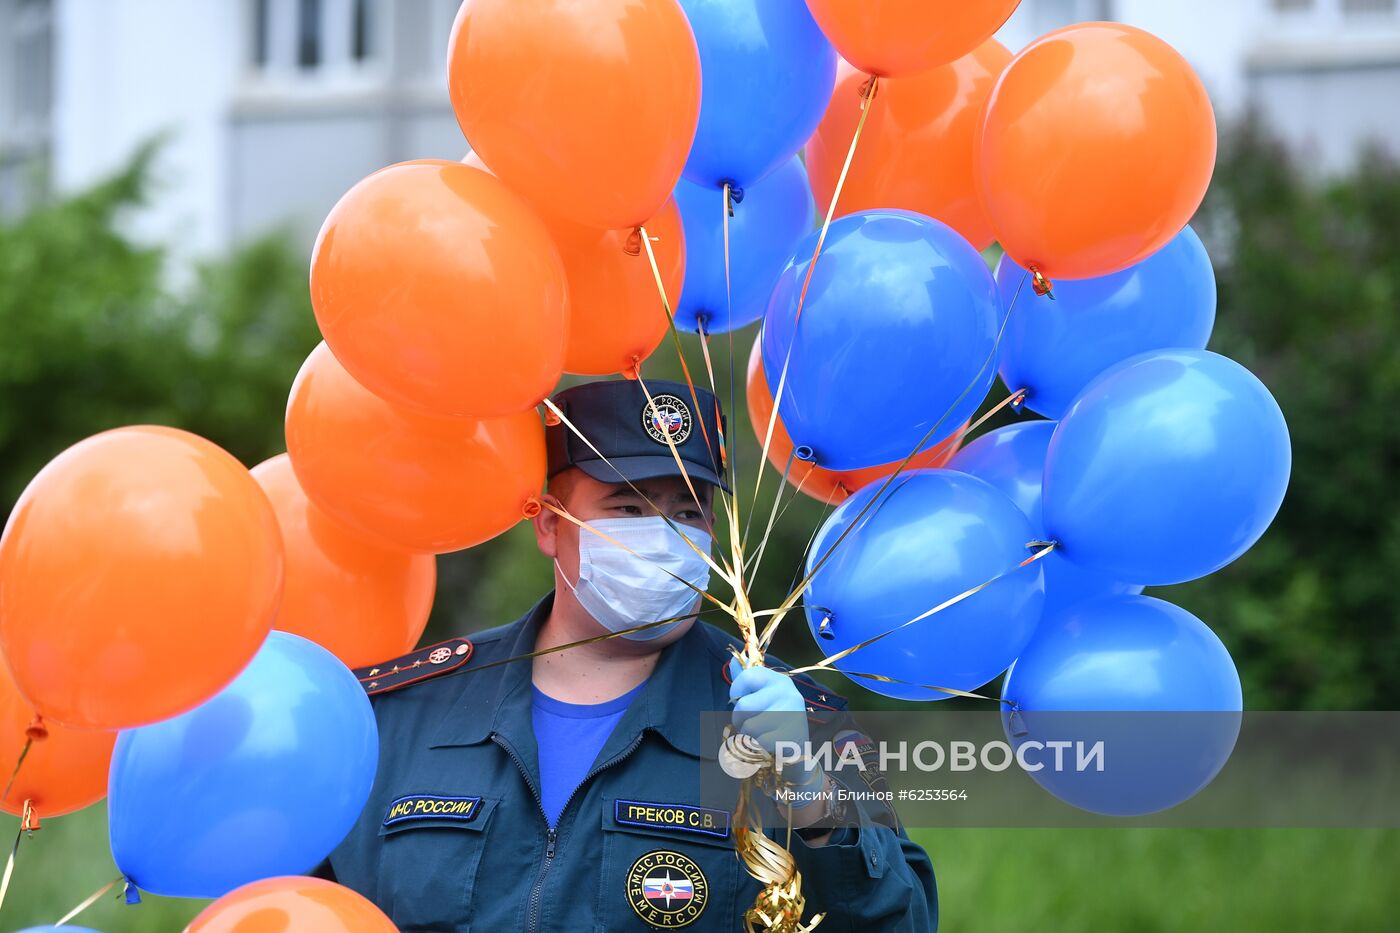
[{"left": 316, "top": 378, "right": 936, "bottom": 931}]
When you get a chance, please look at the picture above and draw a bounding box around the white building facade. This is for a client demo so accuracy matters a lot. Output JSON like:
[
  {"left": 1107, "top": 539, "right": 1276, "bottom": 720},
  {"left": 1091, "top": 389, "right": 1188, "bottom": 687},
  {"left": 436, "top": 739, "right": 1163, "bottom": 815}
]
[{"left": 2, "top": 0, "right": 1398, "bottom": 261}]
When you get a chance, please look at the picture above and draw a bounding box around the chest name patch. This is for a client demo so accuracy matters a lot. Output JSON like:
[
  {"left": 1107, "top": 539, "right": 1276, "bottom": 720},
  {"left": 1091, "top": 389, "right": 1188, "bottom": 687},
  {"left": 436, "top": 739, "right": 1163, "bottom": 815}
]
[
  {"left": 615, "top": 799, "right": 730, "bottom": 839},
  {"left": 383, "top": 794, "right": 482, "bottom": 827}
]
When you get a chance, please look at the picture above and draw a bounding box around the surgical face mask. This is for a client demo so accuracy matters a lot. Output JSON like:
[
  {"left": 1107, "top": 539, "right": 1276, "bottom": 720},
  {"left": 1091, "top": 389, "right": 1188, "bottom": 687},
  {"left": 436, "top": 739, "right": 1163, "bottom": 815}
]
[{"left": 556, "top": 516, "right": 712, "bottom": 641}]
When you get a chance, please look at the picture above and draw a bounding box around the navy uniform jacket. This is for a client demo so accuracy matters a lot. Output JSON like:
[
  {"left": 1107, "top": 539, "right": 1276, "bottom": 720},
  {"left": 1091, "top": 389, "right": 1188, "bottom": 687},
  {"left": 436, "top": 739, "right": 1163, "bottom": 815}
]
[{"left": 318, "top": 595, "right": 937, "bottom": 931}]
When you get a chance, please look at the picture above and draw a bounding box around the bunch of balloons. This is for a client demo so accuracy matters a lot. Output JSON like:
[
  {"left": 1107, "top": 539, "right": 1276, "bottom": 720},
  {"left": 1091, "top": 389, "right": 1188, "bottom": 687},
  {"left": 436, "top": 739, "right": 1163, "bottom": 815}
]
[
  {"left": 0, "top": 7, "right": 1299, "bottom": 918},
  {"left": 750, "top": 8, "right": 1291, "bottom": 817}
]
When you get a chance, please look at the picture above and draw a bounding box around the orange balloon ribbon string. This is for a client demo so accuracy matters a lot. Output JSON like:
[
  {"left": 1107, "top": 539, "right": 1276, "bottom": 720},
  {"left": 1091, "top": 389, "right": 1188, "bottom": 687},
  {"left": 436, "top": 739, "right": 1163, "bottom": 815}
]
[
  {"left": 0, "top": 799, "right": 38, "bottom": 913},
  {"left": 636, "top": 224, "right": 725, "bottom": 505},
  {"left": 1, "top": 717, "right": 45, "bottom": 803},
  {"left": 1029, "top": 265, "right": 1056, "bottom": 299},
  {"left": 752, "top": 75, "right": 880, "bottom": 527},
  {"left": 635, "top": 226, "right": 735, "bottom": 517},
  {"left": 636, "top": 230, "right": 765, "bottom": 664},
  {"left": 54, "top": 875, "right": 124, "bottom": 927}
]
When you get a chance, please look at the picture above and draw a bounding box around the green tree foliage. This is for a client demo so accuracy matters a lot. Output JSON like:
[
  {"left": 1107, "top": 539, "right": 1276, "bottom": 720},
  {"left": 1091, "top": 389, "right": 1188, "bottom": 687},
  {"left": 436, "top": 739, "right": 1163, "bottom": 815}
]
[
  {"left": 1164, "top": 119, "right": 1400, "bottom": 710},
  {"left": 0, "top": 147, "right": 321, "bottom": 511}
]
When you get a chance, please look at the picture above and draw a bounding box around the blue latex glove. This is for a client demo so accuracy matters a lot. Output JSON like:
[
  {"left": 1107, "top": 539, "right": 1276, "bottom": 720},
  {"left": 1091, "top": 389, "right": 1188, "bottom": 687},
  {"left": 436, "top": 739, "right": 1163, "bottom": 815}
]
[{"left": 728, "top": 661, "right": 823, "bottom": 794}]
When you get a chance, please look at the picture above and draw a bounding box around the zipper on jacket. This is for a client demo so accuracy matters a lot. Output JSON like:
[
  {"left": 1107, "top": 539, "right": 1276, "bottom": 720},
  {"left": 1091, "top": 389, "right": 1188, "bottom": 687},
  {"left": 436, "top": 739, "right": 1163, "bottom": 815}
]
[
  {"left": 493, "top": 733, "right": 554, "bottom": 933},
  {"left": 495, "top": 730, "right": 648, "bottom": 933}
]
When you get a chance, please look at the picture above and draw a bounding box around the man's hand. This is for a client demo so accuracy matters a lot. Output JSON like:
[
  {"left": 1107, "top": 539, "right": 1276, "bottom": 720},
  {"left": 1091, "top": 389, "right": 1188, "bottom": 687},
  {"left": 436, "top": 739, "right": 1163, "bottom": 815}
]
[{"left": 729, "top": 662, "right": 822, "bottom": 794}]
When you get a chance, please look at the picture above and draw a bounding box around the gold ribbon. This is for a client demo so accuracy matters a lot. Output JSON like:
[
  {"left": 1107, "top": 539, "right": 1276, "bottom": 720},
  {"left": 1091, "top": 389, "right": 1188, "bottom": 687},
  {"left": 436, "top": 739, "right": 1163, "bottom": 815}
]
[
  {"left": 789, "top": 542, "right": 1058, "bottom": 677},
  {"left": 750, "top": 76, "right": 880, "bottom": 537},
  {"left": 54, "top": 875, "right": 122, "bottom": 927},
  {"left": 0, "top": 799, "right": 37, "bottom": 912},
  {"left": 723, "top": 729, "right": 825, "bottom": 933},
  {"left": 756, "top": 273, "right": 1032, "bottom": 652},
  {"left": 630, "top": 233, "right": 767, "bottom": 667}
]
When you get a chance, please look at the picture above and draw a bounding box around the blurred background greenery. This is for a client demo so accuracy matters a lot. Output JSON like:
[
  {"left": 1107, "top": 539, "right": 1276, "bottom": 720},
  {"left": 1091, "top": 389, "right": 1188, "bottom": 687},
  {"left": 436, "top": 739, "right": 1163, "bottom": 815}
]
[{"left": 1, "top": 117, "right": 1397, "bottom": 929}]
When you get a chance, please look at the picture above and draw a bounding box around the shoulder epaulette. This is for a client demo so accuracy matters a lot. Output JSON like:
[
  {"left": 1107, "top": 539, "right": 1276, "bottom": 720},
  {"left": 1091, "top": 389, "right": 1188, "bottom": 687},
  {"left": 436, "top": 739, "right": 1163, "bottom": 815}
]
[
  {"left": 719, "top": 658, "right": 848, "bottom": 724},
  {"left": 353, "top": 637, "right": 474, "bottom": 696}
]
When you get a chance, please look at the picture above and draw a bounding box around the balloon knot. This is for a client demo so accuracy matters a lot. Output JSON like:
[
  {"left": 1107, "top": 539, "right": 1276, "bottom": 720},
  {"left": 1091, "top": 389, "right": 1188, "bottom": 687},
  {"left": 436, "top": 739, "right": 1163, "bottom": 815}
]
[
  {"left": 21, "top": 798, "right": 39, "bottom": 832},
  {"left": 793, "top": 445, "right": 816, "bottom": 463},
  {"left": 542, "top": 406, "right": 561, "bottom": 427},
  {"left": 522, "top": 497, "right": 543, "bottom": 519},
  {"left": 1009, "top": 388, "right": 1029, "bottom": 412},
  {"left": 123, "top": 878, "right": 143, "bottom": 905},
  {"left": 1029, "top": 266, "right": 1055, "bottom": 298},
  {"left": 816, "top": 616, "right": 835, "bottom": 641},
  {"left": 1022, "top": 540, "right": 1059, "bottom": 568},
  {"left": 621, "top": 356, "right": 642, "bottom": 380},
  {"left": 623, "top": 227, "right": 643, "bottom": 257},
  {"left": 858, "top": 75, "right": 880, "bottom": 108},
  {"left": 24, "top": 717, "right": 47, "bottom": 742}
]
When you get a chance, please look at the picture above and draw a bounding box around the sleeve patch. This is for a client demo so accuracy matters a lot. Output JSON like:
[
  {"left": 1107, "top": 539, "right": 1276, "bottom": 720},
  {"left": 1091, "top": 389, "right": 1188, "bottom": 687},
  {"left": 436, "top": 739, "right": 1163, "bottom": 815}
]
[{"left": 383, "top": 794, "right": 483, "bottom": 827}]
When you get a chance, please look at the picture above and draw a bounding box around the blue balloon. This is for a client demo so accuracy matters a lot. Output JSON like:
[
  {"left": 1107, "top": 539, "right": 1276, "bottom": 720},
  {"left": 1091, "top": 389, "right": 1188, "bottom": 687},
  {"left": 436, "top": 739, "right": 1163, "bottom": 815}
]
[
  {"left": 109, "top": 632, "right": 378, "bottom": 898},
  {"left": 674, "top": 156, "right": 814, "bottom": 334},
  {"left": 805, "top": 469, "right": 1045, "bottom": 700},
  {"left": 679, "top": 0, "right": 836, "bottom": 189},
  {"left": 1001, "top": 595, "right": 1242, "bottom": 816},
  {"left": 948, "top": 420, "right": 1143, "bottom": 617},
  {"left": 1043, "top": 349, "right": 1291, "bottom": 586},
  {"left": 997, "top": 226, "right": 1217, "bottom": 419},
  {"left": 762, "top": 210, "right": 1000, "bottom": 470}
]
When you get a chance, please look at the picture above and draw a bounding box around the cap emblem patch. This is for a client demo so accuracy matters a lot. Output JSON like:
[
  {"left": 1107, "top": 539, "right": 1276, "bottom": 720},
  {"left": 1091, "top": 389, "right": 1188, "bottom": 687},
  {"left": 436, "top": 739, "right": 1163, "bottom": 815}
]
[{"left": 642, "top": 395, "right": 693, "bottom": 446}]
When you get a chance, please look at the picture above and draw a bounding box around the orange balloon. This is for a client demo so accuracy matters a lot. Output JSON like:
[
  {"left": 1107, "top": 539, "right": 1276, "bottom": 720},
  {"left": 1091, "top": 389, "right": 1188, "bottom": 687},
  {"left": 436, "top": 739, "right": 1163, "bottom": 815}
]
[
  {"left": 804, "top": 0, "right": 1021, "bottom": 77},
  {"left": 251, "top": 455, "right": 435, "bottom": 669},
  {"left": 447, "top": 0, "right": 701, "bottom": 230},
  {"left": 1, "top": 661, "right": 114, "bottom": 818},
  {"left": 186, "top": 876, "right": 396, "bottom": 933},
  {"left": 311, "top": 160, "right": 568, "bottom": 419},
  {"left": 807, "top": 44, "right": 1012, "bottom": 250},
  {"left": 286, "top": 343, "right": 546, "bottom": 554},
  {"left": 464, "top": 153, "right": 685, "bottom": 377},
  {"left": 0, "top": 427, "right": 283, "bottom": 729},
  {"left": 977, "top": 23, "right": 1217, "bottom": 280},
  {"left": 551, "top": 201, "right": 685, "bottom": 376},
  {"left": 745, "top": 340, "right": 963, "bottom": 503}
]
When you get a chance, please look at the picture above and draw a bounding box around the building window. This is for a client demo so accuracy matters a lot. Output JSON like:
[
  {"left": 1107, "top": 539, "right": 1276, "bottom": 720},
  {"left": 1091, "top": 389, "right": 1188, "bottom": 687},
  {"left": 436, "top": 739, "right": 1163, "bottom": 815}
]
[
  {"left": 252, "top": 0, "right": 271, "bottom": 66},
  {"left": 247, "top": 0, "right": 384, "bottom": 82},
  {"left": 352, "top": 0, "right": 371, "bottom": 61},
  {"left": 1, "top": 0, "right": 53, "bottom": 150},
  {"left": 297, "top": 0, "right": 322, "bottom": 69},
  {"left": 1341, "top": 0, "right": 1396, "bottom": 13}
]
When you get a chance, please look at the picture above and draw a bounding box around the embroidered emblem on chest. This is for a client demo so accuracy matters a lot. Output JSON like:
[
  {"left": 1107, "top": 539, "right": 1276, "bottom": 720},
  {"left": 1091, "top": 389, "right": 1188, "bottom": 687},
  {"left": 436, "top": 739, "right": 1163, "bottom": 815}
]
[{"left": 626, "top": 849, "right": 709, "bottom": 928}]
